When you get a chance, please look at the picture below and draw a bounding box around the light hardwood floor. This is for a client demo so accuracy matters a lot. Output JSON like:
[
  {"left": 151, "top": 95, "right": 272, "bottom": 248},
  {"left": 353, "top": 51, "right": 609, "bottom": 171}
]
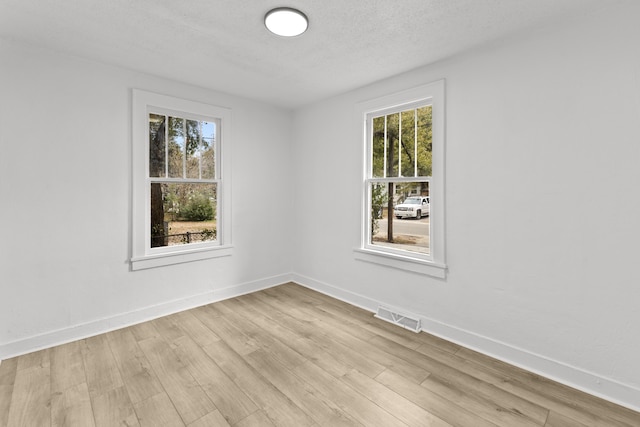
[{"left": 1, "top": 283, "right": 638, "bottom": 426}]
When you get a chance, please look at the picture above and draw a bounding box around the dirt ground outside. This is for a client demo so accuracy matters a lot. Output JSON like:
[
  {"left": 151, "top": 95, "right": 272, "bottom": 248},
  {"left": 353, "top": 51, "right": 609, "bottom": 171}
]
[
  {"left": 167, "top": 220, "right": 216, "bottom": 235},
  {"left": 164, "top": 220, "right": 217, "bottom": 245}
]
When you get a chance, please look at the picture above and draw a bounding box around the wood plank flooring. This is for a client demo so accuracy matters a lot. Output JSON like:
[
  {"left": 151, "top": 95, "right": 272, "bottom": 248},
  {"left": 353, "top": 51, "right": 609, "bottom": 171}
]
[{"left": 1, "top": 282, "right": 638, "bottom": 426}]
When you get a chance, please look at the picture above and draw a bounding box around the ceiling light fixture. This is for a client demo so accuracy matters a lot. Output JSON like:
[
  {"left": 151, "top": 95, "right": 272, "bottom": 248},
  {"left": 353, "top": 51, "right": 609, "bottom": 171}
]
[{"left": 265, "top": 7, "right": 308, "bottom": 37}]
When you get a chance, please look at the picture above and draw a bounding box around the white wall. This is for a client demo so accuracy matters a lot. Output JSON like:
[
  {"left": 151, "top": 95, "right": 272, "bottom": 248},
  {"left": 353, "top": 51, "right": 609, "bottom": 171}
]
[
  {"left": 0, "top": 39, "right": 294, "bottom": 357},
  {"left": 291, "top": 3, "right": 640, "bottom": 410}
]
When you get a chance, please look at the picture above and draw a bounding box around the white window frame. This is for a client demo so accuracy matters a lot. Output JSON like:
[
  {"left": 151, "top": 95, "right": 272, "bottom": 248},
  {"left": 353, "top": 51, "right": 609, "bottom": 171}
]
[
  {"left": 354, "top": 80, "right": 446, "bottom": 278},
  {"left": 131, "top": 89, "right": 232, "bottom": 270}
]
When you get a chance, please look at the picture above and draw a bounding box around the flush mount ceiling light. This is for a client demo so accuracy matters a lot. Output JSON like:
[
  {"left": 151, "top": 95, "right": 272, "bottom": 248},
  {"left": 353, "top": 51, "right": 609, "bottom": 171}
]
[{"left": 265, "top": 7, "right": 308, "bottom": 37}]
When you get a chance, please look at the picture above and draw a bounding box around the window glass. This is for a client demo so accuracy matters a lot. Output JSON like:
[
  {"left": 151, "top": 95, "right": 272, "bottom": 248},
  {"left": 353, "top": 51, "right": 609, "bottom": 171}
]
[
  {"left": 416, "top": 106, "right": 432, "bottom": 176},
  {"left": 200, "top": 121, "right": 216, "bottom": 180},
  {"left": 385, "top": 112, "right": 399, "bottom": 177},
  {"left": 168, "top": 116, "right": 185, "bottom": 178},
  {"left": 372, "top": 116, "right": 385, "bottom": 178},
  {"left": 400, "top": 109, "right": 416, "bottom": 177},
  {"left": 149, "top": 114, "right": 165, "bottom": 178},
  {"left": 147, "top": 112, "right": 220, "bottom": 249},
  {"left": 370, "top": 181, "right": 430, "bottom": 255},
  {"left": 151, "top": 183, "right": 217, "bottom": 247},
  {"left": 186, "top": 119, "right": 201, "bottom": 179}
]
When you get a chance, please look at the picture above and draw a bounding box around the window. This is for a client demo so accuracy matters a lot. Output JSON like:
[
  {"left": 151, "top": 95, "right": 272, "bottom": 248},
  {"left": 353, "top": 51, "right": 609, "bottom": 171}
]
[
  {"left": 355, "top": 81, "right": 446, "bottom": 278},
  {"left": 131, "top": 90, "right": 232, "bottom": 270}
]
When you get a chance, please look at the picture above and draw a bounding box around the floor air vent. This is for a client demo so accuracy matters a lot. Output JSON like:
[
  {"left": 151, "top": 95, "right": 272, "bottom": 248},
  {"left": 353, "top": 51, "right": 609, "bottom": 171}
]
[{"left": 375, "top": 305, "right": 422, "bottom": 333}]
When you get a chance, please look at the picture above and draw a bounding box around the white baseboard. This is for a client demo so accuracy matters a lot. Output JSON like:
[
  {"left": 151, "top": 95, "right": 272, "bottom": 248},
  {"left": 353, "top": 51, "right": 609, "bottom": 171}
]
[
  {"left": 0, "top": 273, "right": 292, "bottom": 360},
  {"left": 291, "top": 273, "right": 640, "bottom": 413}
]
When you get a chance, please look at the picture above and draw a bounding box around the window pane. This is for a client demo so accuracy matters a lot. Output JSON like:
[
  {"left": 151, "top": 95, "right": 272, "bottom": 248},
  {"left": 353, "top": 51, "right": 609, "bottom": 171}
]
[
  {"left": 168, "top": 116, "right": 185, "bottom": 178},
  {"left": 416, "top": 106, "right": 432, "bottom": 177},
  {"left": 149, "top": 114, "right": 165, "bottom": 178},
  {"left": 370, "top": 182, "right": 389, "bottom": 240},
  {"left": 372, "top": 116, "right": 385, "bottom": 178},
  {"left": 370, "top": 181, "right": 430, "bottom": 255},
  {"left": 186, "top": 120, "right": 201, "bottom": 179},
  {"left": 200, "top": 121, "right": 216, "bottom": 179},
  {"left": 150, "top": 182, "right": 217, "bottom": 247},
  {"left": 386, "top": 113, "right": 399, "bottom": 177},
  {"left": 372, "top": 107, "right": 430, "bottom": 179},
  {"left": 400, "top": 109, "right": 416, "bottom": 177}
]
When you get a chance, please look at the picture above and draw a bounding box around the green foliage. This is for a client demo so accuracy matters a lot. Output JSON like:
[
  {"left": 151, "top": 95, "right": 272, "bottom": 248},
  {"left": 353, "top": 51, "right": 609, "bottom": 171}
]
[
  {"left": 151, "top": 223, "right": 166, "bottom": 238},
  {"left": 200, "top": 228, "right": 217, "bottom": 240},
  {"left": 181, "top": 194, "right": 215, "bottom": 221},
  {"left": 371, "top": 105, "right": 432, "bottom": 178},
  {"left": 179, "top": 228, "right": 216, "bottom": 244},
  {"left": 371, "top": 183, "right": 387, "bottom": 237},
  {"left": 161, "top": 183, "right": 217, "bottom": 222}
]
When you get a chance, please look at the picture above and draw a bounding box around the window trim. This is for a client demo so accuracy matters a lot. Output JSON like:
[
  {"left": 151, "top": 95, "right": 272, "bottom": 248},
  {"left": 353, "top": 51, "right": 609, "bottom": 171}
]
[
  {"left": 355, "top": 80, "right": 446, "bottom": 278},
  {"left": 131, "top": 89, "right": 232, "bottom": 270}
]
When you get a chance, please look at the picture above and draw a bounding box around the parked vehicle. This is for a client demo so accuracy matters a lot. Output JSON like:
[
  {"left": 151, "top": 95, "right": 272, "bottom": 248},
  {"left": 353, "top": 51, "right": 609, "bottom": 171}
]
[{"left": 394, "top": 196, "right": 429, "bottom": 219}]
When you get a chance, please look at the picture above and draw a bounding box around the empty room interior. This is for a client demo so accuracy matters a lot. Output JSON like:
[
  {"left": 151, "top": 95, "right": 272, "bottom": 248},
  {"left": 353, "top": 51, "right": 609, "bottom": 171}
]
[{"left": 1, "top": 0, "right": 639, "bottom": 426}]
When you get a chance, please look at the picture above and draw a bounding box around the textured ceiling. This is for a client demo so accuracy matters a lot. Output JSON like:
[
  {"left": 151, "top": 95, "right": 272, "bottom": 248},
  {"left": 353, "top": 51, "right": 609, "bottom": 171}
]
[{"left": 0, "top": 0, "right": 626, "bottom": 108}]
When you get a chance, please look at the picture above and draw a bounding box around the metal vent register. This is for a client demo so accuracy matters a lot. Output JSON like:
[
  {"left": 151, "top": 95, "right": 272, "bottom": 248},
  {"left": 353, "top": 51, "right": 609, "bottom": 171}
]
[{"left": 375, "top": 305, "right": 422, "bottom": 333}]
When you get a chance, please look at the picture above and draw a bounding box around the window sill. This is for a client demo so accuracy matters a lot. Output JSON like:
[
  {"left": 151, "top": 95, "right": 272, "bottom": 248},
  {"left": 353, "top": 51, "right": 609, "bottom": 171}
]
[
  {"left": 131, "top": 245, "right": 233, "bottom": 271},
  {"left": 353, "top": 248, "right": 447, "bottom": 279}
]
